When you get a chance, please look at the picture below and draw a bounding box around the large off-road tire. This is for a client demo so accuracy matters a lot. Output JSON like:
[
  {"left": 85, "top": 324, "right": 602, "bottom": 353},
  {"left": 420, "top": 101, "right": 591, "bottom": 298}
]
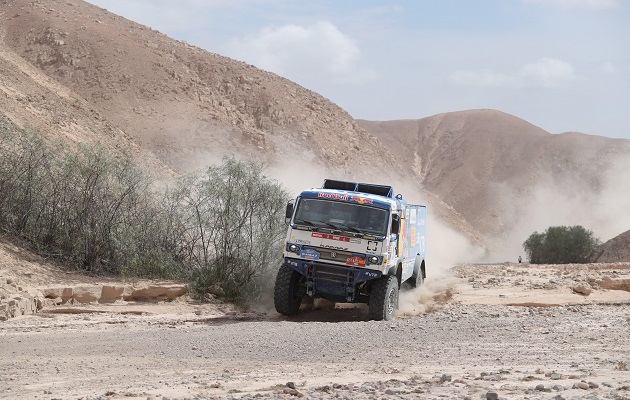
[
  {"left": 368, "top": 275, "right": 399, "bottom": 321},
  {"left": 274, "top": 264, "right": 305, "bottom": 315}
]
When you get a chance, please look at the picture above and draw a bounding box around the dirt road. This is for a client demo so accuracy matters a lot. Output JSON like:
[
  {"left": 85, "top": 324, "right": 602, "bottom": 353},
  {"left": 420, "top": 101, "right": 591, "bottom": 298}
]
[{"left": 1, "top": 263, "right": 629, "bottom": 400}]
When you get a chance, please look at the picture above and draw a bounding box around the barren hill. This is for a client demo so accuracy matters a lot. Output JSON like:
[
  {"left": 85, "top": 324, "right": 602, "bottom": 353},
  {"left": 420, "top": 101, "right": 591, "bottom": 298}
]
[
  {"left": 1, "top": 0, "right": 392, "bottom": 177},
  {"left": 591, "top": 229, "right": 630, "bottom": 263},
  {"left": 358, "top": 110, "right": 630, "bottom": 244},
  {"left": 2, "top": 0, "right": 629, "bottom": 256},
  {"left": 0, "top": 0, "right": 485, "bottom": 251}
]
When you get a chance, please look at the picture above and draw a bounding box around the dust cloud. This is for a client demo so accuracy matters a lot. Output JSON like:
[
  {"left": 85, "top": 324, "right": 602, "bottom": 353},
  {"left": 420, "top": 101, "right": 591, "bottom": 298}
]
[
  {"left": 397, "top": 275, "right": 457, "bottom": 317},
  {"left": 491, "top": 155, "right": 630, "bottom": 261}
]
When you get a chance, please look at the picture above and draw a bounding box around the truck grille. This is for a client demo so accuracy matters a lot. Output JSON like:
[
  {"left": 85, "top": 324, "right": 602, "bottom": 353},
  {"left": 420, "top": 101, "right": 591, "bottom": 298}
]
[
  {"left": 317, "top": 248, "right": 352, "bottom": 263},
  {"left": 313, "top": 264, "right": 351, "bottom": 283}
]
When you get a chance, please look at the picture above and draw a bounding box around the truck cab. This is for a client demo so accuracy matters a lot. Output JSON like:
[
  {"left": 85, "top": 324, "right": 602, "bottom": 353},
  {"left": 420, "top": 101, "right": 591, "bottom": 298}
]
[{"left": 274, "top": 179, "right": 426, "bottom": 321}]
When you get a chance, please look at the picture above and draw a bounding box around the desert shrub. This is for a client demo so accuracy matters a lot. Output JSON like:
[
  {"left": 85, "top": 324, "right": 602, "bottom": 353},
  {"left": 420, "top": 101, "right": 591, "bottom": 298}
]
[
  {"left": 0, "top": 117, "right": 289, "bottom": 305},
  {"left": 523, "top": 225, "right": 600, "bottom": 264},
  {"left": 0, "top": 122, "right": 52, "bottom": 235},
  {"left": 168, "top": 158, "right": 288, "bottom": 304},
  {"left": 0, "top": 118, "right": 176, "bottom": 276}
]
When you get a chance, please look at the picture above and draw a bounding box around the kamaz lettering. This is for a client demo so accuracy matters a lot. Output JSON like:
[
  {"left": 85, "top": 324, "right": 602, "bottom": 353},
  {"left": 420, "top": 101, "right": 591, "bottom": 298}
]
[
  {"left": 274, "top": 179, "right": 427, "bottom": 321},
  {"left": 320, "top": 245, "right": 349, "bottom": 251}
]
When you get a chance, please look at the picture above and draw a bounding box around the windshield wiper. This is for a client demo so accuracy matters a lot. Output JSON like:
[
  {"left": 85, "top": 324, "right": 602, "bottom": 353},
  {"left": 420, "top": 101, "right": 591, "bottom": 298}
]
[
  {"left": 293, "top": 219, "right": 322, "bottom": 231},
  {"left": 321, "top": 222, "right": 365, "bottom": 236},
  {"left": 337, "top": 224, "right": 362, "bottom": 234},
  {"left": 322, "top": 221, "right": 342, "bottom": 230}
]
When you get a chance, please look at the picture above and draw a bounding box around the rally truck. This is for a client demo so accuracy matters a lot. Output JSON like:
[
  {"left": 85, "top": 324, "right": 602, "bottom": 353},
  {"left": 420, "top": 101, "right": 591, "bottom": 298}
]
[{"left": 274, "top": 179, "right": 426, "bottom": 321}]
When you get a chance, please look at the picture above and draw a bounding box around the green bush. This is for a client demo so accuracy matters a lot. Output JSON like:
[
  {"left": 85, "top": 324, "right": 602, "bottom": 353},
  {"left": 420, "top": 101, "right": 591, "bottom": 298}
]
[
  {"left": 168, "top": 158, "right": 288, "bottom": 304},
  {"left": 523, "top": 225, "right": 600, "bottom": 264},
  {"left": 0, "top": 116, "right": 289, "bottom": 305}
]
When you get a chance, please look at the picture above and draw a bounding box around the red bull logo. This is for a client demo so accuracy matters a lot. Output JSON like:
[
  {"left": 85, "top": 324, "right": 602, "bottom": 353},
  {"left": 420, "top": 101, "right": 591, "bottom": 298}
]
[
  {"left": 351, "top": 196, "right": 373, "bottom": 205},
  {"left": 317, "top": 192, "right": 349, "bottom": 201}
]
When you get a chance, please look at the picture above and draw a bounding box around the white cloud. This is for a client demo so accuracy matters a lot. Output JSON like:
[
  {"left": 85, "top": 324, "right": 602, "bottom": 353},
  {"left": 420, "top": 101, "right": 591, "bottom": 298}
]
[
  {"left": 449, "top": 58, "right": 575, "bottom": 89},
  {"left": 225, "top": 21, "right": 376, "bottom": 85},
  {"left": 519, "top": 58, "right": 576, "bottom": 87},
  {"left": 600, "top": 61, "right": 617, "bottom": 74},
  {"left": 521, "top": 0, "right": 620, "bottom": 10}
]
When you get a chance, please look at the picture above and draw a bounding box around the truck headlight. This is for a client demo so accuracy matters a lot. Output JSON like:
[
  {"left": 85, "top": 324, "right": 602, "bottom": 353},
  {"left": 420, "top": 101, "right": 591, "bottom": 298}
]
[
  {"left": 288, "top": 244, "right": 300, "bottom": 253},
  {"left": 367, "top": 256, "right": 379, "bottom": 265}
]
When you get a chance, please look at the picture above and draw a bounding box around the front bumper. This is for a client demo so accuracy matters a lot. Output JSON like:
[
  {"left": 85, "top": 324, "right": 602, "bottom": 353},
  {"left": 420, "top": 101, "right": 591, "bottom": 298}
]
[{"left": 284, "top": 257, "right": 382, "bottom": 303}]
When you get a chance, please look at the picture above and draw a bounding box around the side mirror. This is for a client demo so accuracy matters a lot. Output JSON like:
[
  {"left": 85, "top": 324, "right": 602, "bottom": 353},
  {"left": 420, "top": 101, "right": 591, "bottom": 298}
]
[
  {"left": 285, "top": 202, "right": 294, "bottom": 219},
  {"left": 285, "top": 200, "right": 295, "bottom": 226}
]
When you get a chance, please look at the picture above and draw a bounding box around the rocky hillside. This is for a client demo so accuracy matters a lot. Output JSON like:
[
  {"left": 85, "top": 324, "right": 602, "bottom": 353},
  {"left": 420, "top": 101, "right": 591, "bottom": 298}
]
[
  {"left": 0, "top": 0, "right": 393, "bottom": 178},
  {"left": 2, "top": 0, "right": 629, "bottom": 255},
  {"left": 358, "top": 111, "right": 630, "bottom": 240},
  {"left": 0, "top": 0, "right": 485, "bottom": 248},
  {"left": 591, "top": 229, "right": 630, "bottom": 263}
]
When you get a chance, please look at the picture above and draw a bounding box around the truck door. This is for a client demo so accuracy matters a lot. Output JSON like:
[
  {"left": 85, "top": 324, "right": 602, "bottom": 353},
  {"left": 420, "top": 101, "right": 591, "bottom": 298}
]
[{"left": 391, "top": 214, "right": 401, "bottom": 259}]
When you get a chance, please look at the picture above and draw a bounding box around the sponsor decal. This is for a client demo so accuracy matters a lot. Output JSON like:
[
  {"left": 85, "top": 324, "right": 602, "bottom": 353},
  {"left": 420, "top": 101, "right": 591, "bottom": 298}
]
[
  {"left": 346, "top": 256, "right": 366, "bottom": 266},
  {"left": 312, "top": 232, "right": 360, "bottom": 243},
  {"left": 300, "top": 249, "right": 320, "bottom": 260},
  {"left": 365, "top": 271, "right": 379, "bottom": 278},
  {"left": 315, "top": 193, "right": 375, "bottom": 205},
  {"left": 351, "top": 196, "right": 373, "bottom": 205},
  {"left": 293, "top": 239, "right": 312, "bottom": 245},
  {"left": 317, "top": 192, "right": 349, "bottom": 201}
]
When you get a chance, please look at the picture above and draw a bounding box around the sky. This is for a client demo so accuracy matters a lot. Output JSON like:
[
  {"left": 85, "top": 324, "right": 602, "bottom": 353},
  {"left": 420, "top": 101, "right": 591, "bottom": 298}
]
[{"left": 87, "top": 0, "right": 630, "bottom": 139}]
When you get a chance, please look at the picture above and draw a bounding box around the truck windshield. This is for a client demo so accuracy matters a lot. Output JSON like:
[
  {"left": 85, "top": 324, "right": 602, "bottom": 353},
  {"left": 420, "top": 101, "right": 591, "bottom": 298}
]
[{"left": 293, "top": 198, "right": 389, "bottom": 236}]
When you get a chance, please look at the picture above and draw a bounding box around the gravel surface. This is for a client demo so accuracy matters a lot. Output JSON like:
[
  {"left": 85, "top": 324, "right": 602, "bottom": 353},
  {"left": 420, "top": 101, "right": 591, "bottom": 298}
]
[{"left": 1, "top": 263, "right": 629, "bottom": 400}]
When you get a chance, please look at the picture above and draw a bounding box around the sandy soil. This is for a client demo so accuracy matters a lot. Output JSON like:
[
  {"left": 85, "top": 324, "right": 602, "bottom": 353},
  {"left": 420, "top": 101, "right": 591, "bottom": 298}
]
[{"left": 1, "top": 261, "right": 629, "bottom": 400}]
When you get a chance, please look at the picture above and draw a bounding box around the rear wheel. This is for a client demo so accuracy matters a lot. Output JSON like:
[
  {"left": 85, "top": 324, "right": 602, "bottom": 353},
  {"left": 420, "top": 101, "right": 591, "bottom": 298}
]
[
  {"left": 410, "top": 262, "right": 425, "bottom": 289},
  {"left": 368, "top": 275, "right": 399, "bottom": 321},
  {"left": 274, "top": 264, "right": 306, "bottom": 315}
]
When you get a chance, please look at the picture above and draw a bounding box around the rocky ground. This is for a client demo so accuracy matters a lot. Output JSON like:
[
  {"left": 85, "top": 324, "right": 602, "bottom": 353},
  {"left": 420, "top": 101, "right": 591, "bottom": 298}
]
[{"left": 1, "top": 257, "right": 629, "bottom": 400}]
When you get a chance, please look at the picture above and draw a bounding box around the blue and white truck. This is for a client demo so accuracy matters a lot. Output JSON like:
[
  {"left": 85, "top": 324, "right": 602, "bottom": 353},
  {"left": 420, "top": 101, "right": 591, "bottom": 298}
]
[{"left": 274, "top": 179, "right": 426, "bottom": 321}]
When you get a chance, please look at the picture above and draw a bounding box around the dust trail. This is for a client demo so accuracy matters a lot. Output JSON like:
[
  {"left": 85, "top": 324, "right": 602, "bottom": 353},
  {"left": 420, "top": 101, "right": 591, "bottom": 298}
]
[{"left": 397, "top": 275, "right": 458, "bottom": 317}]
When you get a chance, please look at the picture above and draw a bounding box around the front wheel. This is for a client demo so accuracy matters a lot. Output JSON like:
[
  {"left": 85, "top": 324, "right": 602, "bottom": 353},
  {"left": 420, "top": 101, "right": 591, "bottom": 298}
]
[
  {"left": 274, "top": 264, "right": 305, "bottom": 315},
  {"left": 368, "top": 275, "right": 399, "bottom": 321}
]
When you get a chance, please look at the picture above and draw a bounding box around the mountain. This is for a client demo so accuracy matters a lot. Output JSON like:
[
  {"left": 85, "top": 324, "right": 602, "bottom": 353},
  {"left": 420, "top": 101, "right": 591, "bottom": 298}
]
[
  {"left": 358, "top": 110, "right": 630, "bottom": 243},
  {"left": 2, "top": 0, "right": 629, "bottom": 259},
  {"left": 591, "top": 229, "right": 630, "bottom": 263},
  {"left": 1, "top": 0, "right": 396, "bottom": 178}
]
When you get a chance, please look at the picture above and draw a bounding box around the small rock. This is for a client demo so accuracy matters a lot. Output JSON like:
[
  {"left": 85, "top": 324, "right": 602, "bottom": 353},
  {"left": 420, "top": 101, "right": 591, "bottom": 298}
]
[
  {"left": 486, "top": 391, "right": 499, "bottom": 400},
  {"left": 576, "top": 381, "right": 590, "bottom": 390},
  {"left": 572, "top": 285, "right": 592, "bottom": 296}
]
